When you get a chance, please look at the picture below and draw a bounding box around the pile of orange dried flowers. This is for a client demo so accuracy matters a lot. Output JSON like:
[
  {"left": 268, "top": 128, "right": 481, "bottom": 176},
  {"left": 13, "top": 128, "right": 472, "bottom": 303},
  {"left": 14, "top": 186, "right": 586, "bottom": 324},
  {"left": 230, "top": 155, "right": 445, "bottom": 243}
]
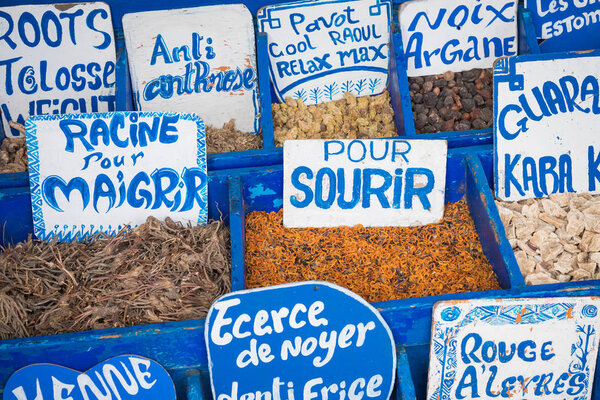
[{"left": 245, "top": 201, "right": 500, "bottom": 302}]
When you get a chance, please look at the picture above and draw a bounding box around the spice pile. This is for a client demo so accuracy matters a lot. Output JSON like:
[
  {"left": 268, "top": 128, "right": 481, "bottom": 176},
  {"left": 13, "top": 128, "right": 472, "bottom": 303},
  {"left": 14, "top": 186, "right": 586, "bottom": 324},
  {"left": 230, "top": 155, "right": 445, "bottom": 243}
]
[
  {"left": 409, "top": 68, "right": 493, "bottom": 134},
  {"left": 206, "top": 119, "right": 262, "bottom": 154},
  {"left": 245, "top": 202, "right": 500, "bottom": 302},
  {"left": 272, "top": 91, "right": 397, "bottom": 146},
  {"left": 0, "top": 217, "right": 231, "bottom": 340},
  {"left": 0, "top": 137, "right": 28, "bottom": 173},
  {"left": 497, "top": 193, "right": 600, "bottom": 285}
]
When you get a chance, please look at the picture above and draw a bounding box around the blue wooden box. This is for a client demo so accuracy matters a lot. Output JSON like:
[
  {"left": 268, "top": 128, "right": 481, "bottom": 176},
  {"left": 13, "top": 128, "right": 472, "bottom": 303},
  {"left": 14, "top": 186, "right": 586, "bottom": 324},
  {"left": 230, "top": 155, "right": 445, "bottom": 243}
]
[{"left": 0, "top": 146, "right": 599, "bottom": 399}]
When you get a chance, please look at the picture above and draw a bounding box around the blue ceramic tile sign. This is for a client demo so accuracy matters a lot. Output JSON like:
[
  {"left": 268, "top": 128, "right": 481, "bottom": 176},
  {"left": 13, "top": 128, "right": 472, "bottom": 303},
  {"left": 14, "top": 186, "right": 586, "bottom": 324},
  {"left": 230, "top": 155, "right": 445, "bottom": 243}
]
[
  {"left": 524, "top": 0, "right": 600, "bottom": 52},
  {"left": 283, "top": 139, "right": 447, "bottom": 228},
  {"left": 26, "top": 111, "right": 207, "bottom": 241},
  {"left": 257, "top": 0, "right": 391, "bottom": 105},
  {"left": 123, "top": 5, "right": 261, "bottom": 134},
  {"left": 398, "top": 0, "right": 518, "bottom": 76},
  {"left": 0, "top": 3, "right": 116, "bottom": 138},
  {"left": 427, "top": 297, "right": 600, "bottom": 400},
  {"left": 494, "top": 51, "right": 600, "bottom": 201},
  {"left": 3, "top": 355, "right": 176, "bottom": 400},
  {"left": 205, "top": 282, "right": 396, "bottom": 400}
]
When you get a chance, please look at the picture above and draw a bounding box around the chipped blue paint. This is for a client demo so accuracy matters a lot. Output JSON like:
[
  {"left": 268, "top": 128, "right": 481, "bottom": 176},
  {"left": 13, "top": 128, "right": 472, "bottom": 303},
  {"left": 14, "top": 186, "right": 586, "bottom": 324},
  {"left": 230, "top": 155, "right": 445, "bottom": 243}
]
[
  {"left": 247, "top": 183, "right": 276, "bottom": 199},
  {"left": 272, "top": 198, "right": 283, "bottom": 208}
]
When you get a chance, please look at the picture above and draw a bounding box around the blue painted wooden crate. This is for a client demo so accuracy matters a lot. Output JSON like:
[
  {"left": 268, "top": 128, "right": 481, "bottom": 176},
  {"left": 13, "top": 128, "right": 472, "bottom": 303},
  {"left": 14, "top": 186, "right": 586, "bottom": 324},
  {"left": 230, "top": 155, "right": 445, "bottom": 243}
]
[{"left": 0, "top": 146, "right": 599, "bottom": 399}]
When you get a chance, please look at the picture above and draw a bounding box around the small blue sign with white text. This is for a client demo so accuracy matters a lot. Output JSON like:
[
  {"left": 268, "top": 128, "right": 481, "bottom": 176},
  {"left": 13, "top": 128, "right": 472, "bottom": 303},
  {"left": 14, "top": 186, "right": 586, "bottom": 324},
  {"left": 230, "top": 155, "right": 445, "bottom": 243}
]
[
  {"left": 3, "top": 355, "right": 176, "bottom": 400},
  {"left": 205, "top": 282, "right": 396, "bottom": 400}
]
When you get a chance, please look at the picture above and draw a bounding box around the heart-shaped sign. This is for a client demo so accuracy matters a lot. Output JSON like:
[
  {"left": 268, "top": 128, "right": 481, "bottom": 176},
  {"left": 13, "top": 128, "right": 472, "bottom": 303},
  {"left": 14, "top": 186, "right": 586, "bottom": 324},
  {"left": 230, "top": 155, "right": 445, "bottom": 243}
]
[{"left": 3, "top": 355, "right": 176, "bottom": 400}]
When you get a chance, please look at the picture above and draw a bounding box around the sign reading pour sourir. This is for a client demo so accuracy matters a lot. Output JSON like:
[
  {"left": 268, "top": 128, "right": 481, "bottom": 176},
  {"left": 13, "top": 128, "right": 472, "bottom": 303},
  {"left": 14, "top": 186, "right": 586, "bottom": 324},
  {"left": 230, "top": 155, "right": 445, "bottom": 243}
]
[
  {"left": 0, "top": 3, "right": 116, "bottom": 138},
  {"left": 205, "top": 282, "right": 396, "bottom": 400},
  {"left": 427, "top": 297, "right": 600, "bottom": 400},
  {"left": 123, "top": 5, "right": 260, "bottom": 134},
  {"left": 26, "top": 112, "right": 207, "bottom": 241},
  {"left": 524, "top": 0, "right": 600, "bottom": 52},
  {"left": 3, "top": 355, "right": 176, "bottom": 400},
  {"left": 283, "top": 139, "right": 447, "bottom": 228},
  {"left": 494, "top": 51, "right": 600, "bottom": 201},
  {"left": 398, "top": 0, "right": 518, "bottom": 77},
  {"left": 257, "top": 0, "right": 391, "bottom": 105}
]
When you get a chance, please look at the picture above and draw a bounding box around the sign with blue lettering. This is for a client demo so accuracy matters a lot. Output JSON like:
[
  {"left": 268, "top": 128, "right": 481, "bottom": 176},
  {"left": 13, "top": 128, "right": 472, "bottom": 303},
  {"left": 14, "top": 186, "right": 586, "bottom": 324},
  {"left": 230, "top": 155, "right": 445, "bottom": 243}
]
[
  {"left": 123, "top": 5, "right": 260, "bottom": 134},
  {"left": 3, "top": 355, "right": 176, "bottom": 400},
  {"left": 283, "top": 139, "right": 446, "bottom": 228},
  {"left": 494, "top": 51, "right": 600, "bottom": 201},
  {"left": 0, "top": 3, "right": 116, "bottom": 138},
  {"left": 205, "top": 281, "right": 396, "bottom": 400},
  {"left": 426, "top": 297, "right": 600, "bottom": 400},
  {"left": 524, "top": 0, "right": 600, "bottom": 52},
  {"left": 257, "top": 0, "right": 391, "bottom": 105},
  {"left": 398, "top": 0, "right": 518, "bottom": 76},
  {"left": 26, "top": 111, "right": 207, "bottom": 241}
]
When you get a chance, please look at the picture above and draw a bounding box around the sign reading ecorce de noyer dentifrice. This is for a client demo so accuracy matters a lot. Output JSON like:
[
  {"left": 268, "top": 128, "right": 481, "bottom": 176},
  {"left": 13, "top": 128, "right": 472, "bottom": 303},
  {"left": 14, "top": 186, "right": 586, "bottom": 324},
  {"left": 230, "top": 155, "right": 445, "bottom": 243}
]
[
  {"left": 494, "top": 51, "right": 600, "bottom": 202},
  {"left": 427, "top": 297, "right": 600, "bottom": 400},
  {"left": 0, "top": 2, "right": 117, "bottom": 137},
  {"left": 398, "top": 0, "right": 518, "bottom": 77},
  {"left": 283, "top": 139, "right": 447, "bottom": 228},
  {"left": 257, "top": 0, "right": 391, "bottom": 105},
  {"left": 26, "top": 111, "right": 207, "bottom": 241},
  {"left": 123, "top": 5, "right": 261, "bottom": 134},
  {"left": 205, "top": 282, "right": 396, "bottom": 400}
]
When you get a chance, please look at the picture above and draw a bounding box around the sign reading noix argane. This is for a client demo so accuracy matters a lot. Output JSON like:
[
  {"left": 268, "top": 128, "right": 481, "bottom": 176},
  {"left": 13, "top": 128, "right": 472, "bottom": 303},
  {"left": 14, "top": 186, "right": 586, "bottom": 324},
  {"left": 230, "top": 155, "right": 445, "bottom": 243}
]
[
  {"left": 427, "top": 297, "right": 600, "bottom": 400},
  {"left": 494, "top": 52, "right": 600, "bottom": 201},
  {"left": 398, "top": 0, "right": 518, "bottom": 77},
  {"left": 123, "top": 5, "right": 261, "bottom": 134},
  {"left": 258, "top": 0, "right": 391, "bottom": 105},
  {"left": 26, "top": 112, "right": 207, "bottom": 241},
  {"left": 0, "top": 3, "right": 116, "bottom": 137}
]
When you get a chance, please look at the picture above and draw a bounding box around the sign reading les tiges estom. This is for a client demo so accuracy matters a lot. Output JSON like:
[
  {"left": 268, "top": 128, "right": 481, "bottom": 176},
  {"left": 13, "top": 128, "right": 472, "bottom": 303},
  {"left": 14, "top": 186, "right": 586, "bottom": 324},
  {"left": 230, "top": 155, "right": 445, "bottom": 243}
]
[{"left": 205, "top": 282, "right": 396, "bottom": 400}]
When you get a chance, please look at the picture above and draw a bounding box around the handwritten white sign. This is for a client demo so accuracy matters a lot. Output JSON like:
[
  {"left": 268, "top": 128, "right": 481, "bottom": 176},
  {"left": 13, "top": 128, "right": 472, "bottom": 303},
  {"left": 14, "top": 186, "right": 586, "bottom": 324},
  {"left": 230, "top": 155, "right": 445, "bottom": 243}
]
[
  {"left": 283, "top": 139, "right": 447, "bottom": 228},
  {"left": 26, "top": 112, "right": 207, "bottom": 241},
  {"left": 427, "top": 297, "right": 600, "bottom": 400},
  {"left": 123, "top": 5, "right": 261, "bottom": 134},
  {"left": 494, "top": 52, "right": 600, "bottom": 201},
  {"left": 257, "top": 0, "right": 391, "bottom": 105},
  {"left": 398, "top": 0, "right": 518, "bottom": 77},
  {"left": 0, "top": 3, "right": 116, "bottom": 137}
]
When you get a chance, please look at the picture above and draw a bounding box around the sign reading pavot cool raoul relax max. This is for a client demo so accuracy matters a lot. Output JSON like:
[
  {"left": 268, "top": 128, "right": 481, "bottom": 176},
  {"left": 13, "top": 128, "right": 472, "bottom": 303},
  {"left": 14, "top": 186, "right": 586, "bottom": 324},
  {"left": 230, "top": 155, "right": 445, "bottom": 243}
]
[
  {"left": 205, "top": 282, "right": 396, "bottom": 400},
  {"left": 0, "top": 2, "right": 116, "bottom": 137},
  {"left": 283, "top": 139, "right": 447, "bottom": 228},
  {"left": 3, "top": 355, "right": 176, "bottom": 400},
  {"left": 427, "top": 297, "right": 600, "bottom": 400},
  {"left": 26, "top": 111, "right": 207, "bottom": 241},
  {"left": 258, "top": 0, "right": 391, "bottom": 105},
  {"left": 123, "top": 5, "right": 260, "bottom": 133},
  {"left": 398, "top": 0, "right": 518, "bottom": 76},
  {"left": 494, "top": 51, "right": 600, "bottom": 201}
]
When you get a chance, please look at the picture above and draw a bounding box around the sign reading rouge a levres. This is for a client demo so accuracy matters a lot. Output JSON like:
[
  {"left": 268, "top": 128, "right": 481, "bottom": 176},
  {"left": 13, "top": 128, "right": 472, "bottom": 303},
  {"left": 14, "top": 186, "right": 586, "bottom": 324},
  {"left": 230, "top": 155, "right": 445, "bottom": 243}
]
[
  {"left": 26, "top": 112, "right": 207, "bottom": 241},
  {"left": 0, "top": 3, "right": 117, "bottom": 138},
  {"left": 398, "top": 0, "right": 518, "bottom": 77}
]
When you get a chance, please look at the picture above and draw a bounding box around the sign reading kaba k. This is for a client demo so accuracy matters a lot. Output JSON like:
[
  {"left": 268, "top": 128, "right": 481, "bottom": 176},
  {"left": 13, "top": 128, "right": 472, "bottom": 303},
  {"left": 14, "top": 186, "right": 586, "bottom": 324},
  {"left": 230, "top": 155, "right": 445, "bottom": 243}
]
[
  {"left": 494, "top": 51, "right": 600, "bottom": 201},
  {"left": 123, "top": 5, "right": 261, "bottom": 134},
  {"left": 258, "top": 0, "right": 391, "bottom": 105},
  {"left": 26, "top": 111, "right": 207, "bottom": 241},
  {"left": 427, "top": 297, "right": 600, "bottom": 400},
  {"left": 0, "top": 3, "right": 116, "bottom": 137},
  {"left": 205, "top": 282, "right": 396, "bottom": 400},
  {"left": 283, "top": 139, "right": 447, "bottom": 228},
  {"left": 398, "top": 0, "right": 518, "bottom": 76}
]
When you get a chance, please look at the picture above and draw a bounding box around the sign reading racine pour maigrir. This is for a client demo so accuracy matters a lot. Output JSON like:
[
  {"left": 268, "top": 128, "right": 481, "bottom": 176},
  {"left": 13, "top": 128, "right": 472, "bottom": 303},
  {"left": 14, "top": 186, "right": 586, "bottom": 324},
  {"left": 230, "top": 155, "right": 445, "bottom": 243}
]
[
  {"left": 257, "top": 0, "right": 391, "bottom": 105},
  {"left": 398, "top": 0, "right": 518, "bottom": 77},
  {"left": 427, "top": 297, "right": 600, "bottom": 400},
  {"left": 123, "top": 5, "right": 261, "bottom": 134},
  {"left": 26, "top": 111, "right": 207, "bottom": 241},
  {"left": 494, "top": 51, "right": 600, "bottom": 202},
  {"left": 0, "top": 3, "right": 117, "bottom": 137}
]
